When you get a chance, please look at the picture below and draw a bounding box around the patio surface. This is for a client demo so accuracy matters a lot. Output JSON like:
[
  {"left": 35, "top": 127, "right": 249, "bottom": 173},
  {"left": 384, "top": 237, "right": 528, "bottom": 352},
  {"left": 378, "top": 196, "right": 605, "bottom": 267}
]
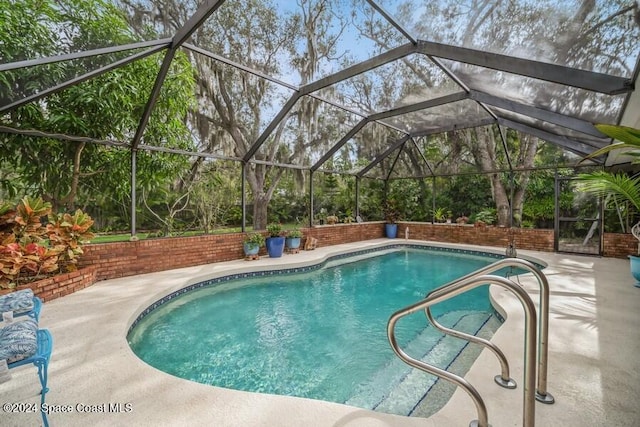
[{"left": 1, "top": 239, "right": 639, "bottom": 426}]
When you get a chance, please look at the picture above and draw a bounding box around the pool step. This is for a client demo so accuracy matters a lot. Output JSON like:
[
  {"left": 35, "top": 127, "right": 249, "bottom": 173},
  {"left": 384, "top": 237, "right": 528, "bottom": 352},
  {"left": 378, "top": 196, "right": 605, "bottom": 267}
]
[
  {"left": 345, "top": 311, "right": 493, "bottom": 416},
  {"left": 375, "top": 312, "right": 491, "bottom": 415}
]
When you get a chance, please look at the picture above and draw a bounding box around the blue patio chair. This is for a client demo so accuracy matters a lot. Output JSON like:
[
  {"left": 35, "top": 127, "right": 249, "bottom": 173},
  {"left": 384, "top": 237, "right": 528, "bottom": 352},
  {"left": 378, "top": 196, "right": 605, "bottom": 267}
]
[
  {"left": 0, "top": 289, "right": 42, "bottom": 321},
  {"left": 1, "top": 318, "right": 53, "bottom": 427}
]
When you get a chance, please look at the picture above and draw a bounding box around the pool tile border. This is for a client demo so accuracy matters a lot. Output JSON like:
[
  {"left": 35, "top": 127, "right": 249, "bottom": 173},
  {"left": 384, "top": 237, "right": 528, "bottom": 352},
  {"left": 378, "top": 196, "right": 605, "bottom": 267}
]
[{"left": 127, "top": 244, "right": 508, "bottom": 336}]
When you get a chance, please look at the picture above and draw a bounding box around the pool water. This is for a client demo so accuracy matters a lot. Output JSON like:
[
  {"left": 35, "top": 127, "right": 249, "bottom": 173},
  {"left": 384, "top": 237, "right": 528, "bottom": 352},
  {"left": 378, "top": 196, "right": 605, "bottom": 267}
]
[{"left": 128, "top": 248, "right": 506, "bottom": 416}]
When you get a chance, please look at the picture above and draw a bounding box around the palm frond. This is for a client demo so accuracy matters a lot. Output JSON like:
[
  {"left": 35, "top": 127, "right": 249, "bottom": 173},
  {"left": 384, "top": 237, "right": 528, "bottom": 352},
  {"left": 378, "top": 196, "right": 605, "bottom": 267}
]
[
  {"left": 576, "top": 172, "right": 640, "bottom": 211},
  {"left": 595, "top": 124, "right": 640, "bottom": 145},
  {"left": 581, "top": 142, "right": 634, "bottom": 161},
  {"left": 581, "top": 124, "right": 640, "bottom": 162}
]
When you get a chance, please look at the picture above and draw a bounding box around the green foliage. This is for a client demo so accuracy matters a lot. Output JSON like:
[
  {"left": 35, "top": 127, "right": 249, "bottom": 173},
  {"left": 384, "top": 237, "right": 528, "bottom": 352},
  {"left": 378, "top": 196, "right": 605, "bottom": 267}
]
[
  {"left": 383, "top": 199, "right": 400, "bottom": 224},
  {"left": 439, "top": 175, "right": 493, "bottom": 220},
  {"left": 577, "top": 172, "right": 640, "bottom": 212},
  {"left": 473, "top": 209, "right": 497, "bottom": 225},
  {"left": 387, "top": 179, "right": 425, "bottom": 221},
  {"left": 243, "top": 232, "right": 265, "bottom": 247},
  {"left": 577, "top": 125, "right": 640, "bottom": 233},
  {"left": 268, "top": 169, "right": 308, "bottom": 225},
  {"left": 582, "top": 125, "right": 640, "bottom": 162},
  {"left": 286, "top": 228, "right": 303, "bottom": 238},
  {"left": 191, "top": 161, "right": 241, "bottom": 232},
  {"left": 432, "top": 207, "right": 449, "bottom": 222},
  {"left": 0, "top": 0, "right": 195, "bottom": 211},
  {"left": 266, "top": 223, "right": 283, "bottom": 237},
  {"left": 358, "top": 180, "right": 385, "bottom": 221}
]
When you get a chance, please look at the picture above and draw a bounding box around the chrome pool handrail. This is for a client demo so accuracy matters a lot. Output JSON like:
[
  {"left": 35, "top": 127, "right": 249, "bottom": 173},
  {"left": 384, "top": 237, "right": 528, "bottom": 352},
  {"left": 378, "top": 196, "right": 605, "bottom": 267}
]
[
  {"left": 388, "top": 274, "right": 538, "bottom": 427},
  {"left": 424, "top": 306, "right": 516, "bottom": 389},
  {"left": 426, "top": 257, "right": 554, "bottom": 403}
]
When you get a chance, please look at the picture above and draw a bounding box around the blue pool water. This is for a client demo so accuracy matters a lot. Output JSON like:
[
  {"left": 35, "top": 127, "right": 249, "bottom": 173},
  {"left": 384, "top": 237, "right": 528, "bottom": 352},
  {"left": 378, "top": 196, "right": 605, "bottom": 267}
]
[{"left": 128, "top": 247, "right": 508, "bottom": 415}]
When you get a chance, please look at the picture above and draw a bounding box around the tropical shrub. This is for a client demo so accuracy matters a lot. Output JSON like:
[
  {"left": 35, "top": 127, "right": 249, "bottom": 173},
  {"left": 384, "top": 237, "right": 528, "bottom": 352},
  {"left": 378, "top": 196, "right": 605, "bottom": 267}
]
[
  {"left": 47, "top": 209, "right": 95, "bottom": 271},
  {"left": 473, "top": 209, "right": 497, "bottom": 225},
  {"left": 577, "top": 124, "right": 640, "bottom": 238},
  {"left": 0, "top": 196, "right": 94, "bottom": 289}
]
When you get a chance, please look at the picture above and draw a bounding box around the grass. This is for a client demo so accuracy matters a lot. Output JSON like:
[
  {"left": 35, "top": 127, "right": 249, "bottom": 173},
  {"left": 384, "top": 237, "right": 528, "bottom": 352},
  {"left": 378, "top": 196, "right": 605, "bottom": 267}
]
[
  {"left": 91, "top": 233, "right": 150, "bottom": 243},
  {"left": 90, "top": 227, "right": 246, "bottom": 244},
  {"left": 90, "top": 224, "right": 306, "bottom": 244}
]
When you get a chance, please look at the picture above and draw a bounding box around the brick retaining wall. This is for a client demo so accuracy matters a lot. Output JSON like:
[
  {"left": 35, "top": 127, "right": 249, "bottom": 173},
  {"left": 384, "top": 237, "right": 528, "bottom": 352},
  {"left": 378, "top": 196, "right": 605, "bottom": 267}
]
[
  {"left": 396, "top": 222, "right": 555, "bottom": 253},
  {"left": 0, "top": 266, "right": 97, "bottom": 302},
  {"left": 603, "top": 232, "right": 638, "bottom": 258}
]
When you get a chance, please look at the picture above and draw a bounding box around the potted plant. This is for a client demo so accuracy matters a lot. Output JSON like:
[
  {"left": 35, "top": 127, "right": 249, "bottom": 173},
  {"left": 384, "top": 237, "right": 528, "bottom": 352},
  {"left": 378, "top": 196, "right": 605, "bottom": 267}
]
[
  {"left": 243, "top": 232, "right": 265, "bottom": 257},
  {"left": 577, "top": 124, "right": 640, "bottom": 286},
  {"left": 383, "top": 199, "right": 399, "bottom": 238},
  {"left": 285, "top": 228, "right": 303, "bottom": 251},
  {"left": 316, "top": 208, "right": 327, "bottom": 225},
  {"left": 326, "top": 215, "right": 339, "bottom": 225},
  {"left": 265, "top": 223, "right": 285, "bottom": 258},
  {"left": 473, "top": 209, "right": 497, "bottom": 226},
  {"left": 432, "top": 207, "right": 448, "bottom": 223}
]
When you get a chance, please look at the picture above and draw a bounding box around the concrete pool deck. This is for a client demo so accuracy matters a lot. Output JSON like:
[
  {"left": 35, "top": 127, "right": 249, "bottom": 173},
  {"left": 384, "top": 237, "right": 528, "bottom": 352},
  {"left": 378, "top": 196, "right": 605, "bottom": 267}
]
[{"left": 1, "top": 239, "right": 639, "bottom": 426}]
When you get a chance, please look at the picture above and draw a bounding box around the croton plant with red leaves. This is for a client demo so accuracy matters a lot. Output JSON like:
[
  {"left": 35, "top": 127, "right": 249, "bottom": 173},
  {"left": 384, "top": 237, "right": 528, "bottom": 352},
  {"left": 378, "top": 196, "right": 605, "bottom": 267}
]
[{"left": 0, "top": 196, "right": 94, "bottom": 289}]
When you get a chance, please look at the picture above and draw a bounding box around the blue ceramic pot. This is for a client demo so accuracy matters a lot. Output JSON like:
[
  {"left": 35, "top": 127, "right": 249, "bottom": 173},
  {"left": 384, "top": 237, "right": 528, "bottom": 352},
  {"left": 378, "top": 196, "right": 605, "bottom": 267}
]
[
  {"left": 629, "top": 255, "right": 640, "bottom": 288},
  {"left": 266, "top": 236, "right": 285, "bottom": 258},
  {"left": 286, "top": 237, "right": 301, "bottom": 249},
  {"left": 243, "top": 243, "right": 260, "bottom": 256},
  {"left": 385, "top": 223, "right": 398, "bottom": 238}
]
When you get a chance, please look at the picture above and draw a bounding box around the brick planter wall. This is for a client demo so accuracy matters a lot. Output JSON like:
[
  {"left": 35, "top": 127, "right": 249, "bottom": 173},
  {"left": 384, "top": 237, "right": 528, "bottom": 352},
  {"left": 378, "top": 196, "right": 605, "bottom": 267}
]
[
  {"left": 78, "top": 224, "right": 381, "bottom": 282},
  {"left": 79, "top": 233, "right": 249, "bottom": 281},
  {"left": 0, "top": 266, "right": 97, "bottom": 302},
  {"left": 5, "top": 223, "right": 633, "bottom": 302}
]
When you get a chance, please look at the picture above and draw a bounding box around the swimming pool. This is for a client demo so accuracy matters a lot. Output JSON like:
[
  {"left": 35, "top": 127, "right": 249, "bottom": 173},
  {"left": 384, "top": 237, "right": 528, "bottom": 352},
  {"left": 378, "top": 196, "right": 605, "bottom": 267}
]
[{"left": 128, "top": 246, "right": 511, "bottom": 416}]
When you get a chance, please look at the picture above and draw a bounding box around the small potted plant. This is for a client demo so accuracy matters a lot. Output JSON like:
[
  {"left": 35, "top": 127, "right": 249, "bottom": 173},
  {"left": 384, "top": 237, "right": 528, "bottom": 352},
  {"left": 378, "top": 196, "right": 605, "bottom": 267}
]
[
  {"left": 316, "top": 208, "right": 327, "bottom": 225},
  {"left": 265, "top": 223, "right": 285, "bottom": 257},
  {"left": 243, "top": 232, "right": 265, "bottom": 258},
  {"left": 432, "top": 207, "right": 448, "bottom": 223},
  {"left": 474, "top": 209, "right": 496, "bottom": 226},
  {"left": 326, "top": 215, "right": 339, "bottom": 225},
  {"left": 285, "top": 228, "right": 303, "bottom": 251},
  {"left": 383, "top": 199, "right": 399, "bottom": 238}
]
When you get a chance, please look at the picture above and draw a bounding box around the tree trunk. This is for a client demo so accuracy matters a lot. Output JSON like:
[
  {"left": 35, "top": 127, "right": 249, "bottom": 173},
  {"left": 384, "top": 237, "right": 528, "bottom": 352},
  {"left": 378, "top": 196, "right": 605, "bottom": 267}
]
[
  {"left": 491, "top": 174, "right": 511, "bottom": 226},
  {"left": 253, "top": 192, "right": 269, "bottom": 230}
]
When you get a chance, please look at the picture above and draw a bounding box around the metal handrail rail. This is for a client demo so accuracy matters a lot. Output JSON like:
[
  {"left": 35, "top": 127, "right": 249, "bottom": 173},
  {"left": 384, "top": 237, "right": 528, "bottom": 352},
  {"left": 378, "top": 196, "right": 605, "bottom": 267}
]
[
  {"left": 388, "top": 274, "right": 538, "bottom": 427},
  {"left": 425, "top": 257, "right": 554, "bottom": 403},
  {"left": 425, "top": 307, "right": 516, "bottom": 389}
]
